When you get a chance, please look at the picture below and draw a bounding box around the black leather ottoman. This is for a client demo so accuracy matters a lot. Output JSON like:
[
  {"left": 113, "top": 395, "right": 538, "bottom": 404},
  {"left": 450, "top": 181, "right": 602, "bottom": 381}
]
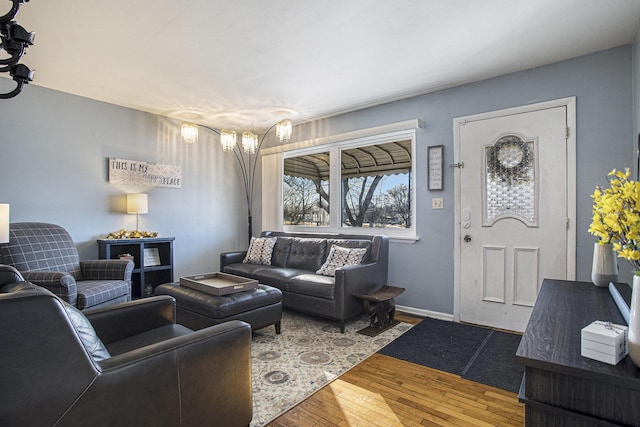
[{"left": 154, "top": 283, "right": 282, "bottom": 333}]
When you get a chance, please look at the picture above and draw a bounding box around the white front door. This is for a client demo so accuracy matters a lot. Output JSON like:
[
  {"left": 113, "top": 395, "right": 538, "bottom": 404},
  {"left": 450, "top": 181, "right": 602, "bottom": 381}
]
[{"left": 454, "top": 99, "right": 576, "bottom": 332}]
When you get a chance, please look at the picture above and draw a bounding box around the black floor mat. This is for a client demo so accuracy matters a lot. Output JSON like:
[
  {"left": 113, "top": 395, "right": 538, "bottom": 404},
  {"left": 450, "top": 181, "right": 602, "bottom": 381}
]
[{"left": 378, "top": 317, "right": 524, "bottom": 392}]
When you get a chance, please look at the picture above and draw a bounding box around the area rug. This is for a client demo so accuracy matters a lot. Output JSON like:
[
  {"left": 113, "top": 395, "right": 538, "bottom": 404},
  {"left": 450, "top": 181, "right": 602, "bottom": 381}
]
[
  {"left": 378, "top": 317, "right": 524, "bottom": 393},
  {"left": 250, "top": 311, "right": 412, "bottom": 427}
]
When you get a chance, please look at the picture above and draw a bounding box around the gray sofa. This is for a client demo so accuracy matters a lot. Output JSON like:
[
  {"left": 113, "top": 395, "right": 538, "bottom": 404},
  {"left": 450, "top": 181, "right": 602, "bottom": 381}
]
[{"left": 220, "top": 231, "right": 389, "bottom": 332}]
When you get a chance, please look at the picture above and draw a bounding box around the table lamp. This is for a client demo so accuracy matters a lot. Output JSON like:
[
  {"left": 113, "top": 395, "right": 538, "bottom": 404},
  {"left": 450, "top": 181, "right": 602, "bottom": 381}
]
[
  {"left": 0, "top": 204, "right": 9, "bottom": 243},
  {"left": 126, "top": 194, "right": 148, "bottom": 238}
]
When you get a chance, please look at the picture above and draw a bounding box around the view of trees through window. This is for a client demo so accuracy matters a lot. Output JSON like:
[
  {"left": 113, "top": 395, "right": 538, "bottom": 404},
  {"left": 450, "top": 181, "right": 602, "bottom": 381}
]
[
  {"left": 283, "top": 174, "right": 330, "bottom": 226},
  {"left": 283, "top": 151, "right": 330, "bottom": 226},
  {"left": 283, "top": 139, "right": 412, "bottom": 229},
  {"left": 342, "top": 175, "right": 411, "bottom": 228}
]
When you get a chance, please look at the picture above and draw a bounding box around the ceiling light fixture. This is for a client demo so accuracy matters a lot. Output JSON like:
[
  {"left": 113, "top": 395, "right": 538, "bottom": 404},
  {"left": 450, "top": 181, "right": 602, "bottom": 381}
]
[
  {"left": 0, "top": 0, "right": 35, "bottom": 99},
  {"left": 179, "top": 119, "right": 293, "bottom": 239}
]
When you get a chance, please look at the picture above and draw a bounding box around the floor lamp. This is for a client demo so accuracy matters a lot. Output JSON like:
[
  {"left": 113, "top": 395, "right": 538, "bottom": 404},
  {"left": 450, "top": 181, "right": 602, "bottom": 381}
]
[{"left": 181, "top": 120, "right": 291, "bottom": 241}]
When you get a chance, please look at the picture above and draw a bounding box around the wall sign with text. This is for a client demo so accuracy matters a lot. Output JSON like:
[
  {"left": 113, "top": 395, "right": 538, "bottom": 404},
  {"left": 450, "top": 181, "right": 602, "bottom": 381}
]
[
  {"left": 108, "top": 158, "right": 182, "bottom": 188},
  {"left": 428, "top": 145, "right": 443, "bottom": 190}
]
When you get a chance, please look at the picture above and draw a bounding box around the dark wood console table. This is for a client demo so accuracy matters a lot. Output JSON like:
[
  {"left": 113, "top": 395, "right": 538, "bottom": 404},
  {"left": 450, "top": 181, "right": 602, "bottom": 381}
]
[{"left": 516, "top": 279, "right": 640, "bottom": 426}]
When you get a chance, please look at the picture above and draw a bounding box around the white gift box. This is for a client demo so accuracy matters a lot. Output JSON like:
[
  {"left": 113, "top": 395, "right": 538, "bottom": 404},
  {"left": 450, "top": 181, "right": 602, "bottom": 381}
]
[{"left": 581, "top": 321, "right": 628, "bottom": 365}]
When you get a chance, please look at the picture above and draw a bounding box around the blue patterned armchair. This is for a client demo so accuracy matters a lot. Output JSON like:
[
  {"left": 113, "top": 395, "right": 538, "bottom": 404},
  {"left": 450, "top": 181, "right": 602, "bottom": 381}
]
[{"left": 0, "top": 222, "right": 133, "bottom": 309}]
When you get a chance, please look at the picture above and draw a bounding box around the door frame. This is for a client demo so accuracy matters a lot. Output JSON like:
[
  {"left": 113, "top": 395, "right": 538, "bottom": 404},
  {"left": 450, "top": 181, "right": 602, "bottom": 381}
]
[{"left": 452, "top": 97, "right": 577, "bottom": 323}]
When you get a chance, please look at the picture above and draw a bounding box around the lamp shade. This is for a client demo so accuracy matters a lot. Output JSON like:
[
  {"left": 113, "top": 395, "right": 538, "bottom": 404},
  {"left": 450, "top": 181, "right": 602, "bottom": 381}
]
[
  {"left": 181, "top": 122, "right": 199, "bottom": 144},
  {"left": 126, "top": 194, "right": 148, "bottom": 214},
  {"left": 221, "top": 129, "right": 237, "bottom": 152},
  {"left": 242, "top": 131, "right": 258, "bottom": 154},
  {"left": 0, "top": 204, "right": 9, "bottom": 243},
  {"left": 276, "top": 119, "right": 292, "bottom": 143}
]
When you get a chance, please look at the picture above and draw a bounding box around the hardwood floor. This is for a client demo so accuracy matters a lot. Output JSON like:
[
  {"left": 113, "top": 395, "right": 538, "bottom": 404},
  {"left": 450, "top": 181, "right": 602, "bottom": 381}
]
[{"left": 267, "top": 313, "right": 524, "bottom": 427}]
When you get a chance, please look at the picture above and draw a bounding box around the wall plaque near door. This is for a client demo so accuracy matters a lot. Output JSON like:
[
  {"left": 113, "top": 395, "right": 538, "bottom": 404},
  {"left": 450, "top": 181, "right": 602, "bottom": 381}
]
[{"left": 428, "top": 145, "right": 443, "bottom": 190}]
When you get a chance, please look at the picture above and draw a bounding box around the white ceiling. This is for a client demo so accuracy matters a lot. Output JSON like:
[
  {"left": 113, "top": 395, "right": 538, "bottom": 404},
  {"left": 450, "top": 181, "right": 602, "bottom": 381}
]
[{"left": 6, "top": 0, "right": 640, "bottom": 130}]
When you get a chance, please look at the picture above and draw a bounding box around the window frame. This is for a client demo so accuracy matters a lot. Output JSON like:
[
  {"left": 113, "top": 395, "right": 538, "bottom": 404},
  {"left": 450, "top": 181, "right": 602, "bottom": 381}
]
[{"left": 281, "top": 129, "right": 417, "bottom": 240}]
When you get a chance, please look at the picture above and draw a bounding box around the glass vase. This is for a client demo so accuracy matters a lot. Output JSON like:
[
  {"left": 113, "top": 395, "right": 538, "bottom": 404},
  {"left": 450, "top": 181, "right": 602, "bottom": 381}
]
[{"left": 629, "top": 275, "right": 640, "bottom": 367}]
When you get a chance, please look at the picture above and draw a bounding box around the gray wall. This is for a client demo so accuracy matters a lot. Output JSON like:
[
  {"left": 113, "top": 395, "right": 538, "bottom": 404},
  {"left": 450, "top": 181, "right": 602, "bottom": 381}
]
[
  {"left": 0, "top": 86, "right": 249, "bottom": 278},
  {"left": 289, "top": 46, "right": 634, "bottom": 314},
  {"left": 634, "top": 25, "right": 640, "bottom": 178},
  {"left": 0, "top": 45, "right": 635, "bottom": 316}
]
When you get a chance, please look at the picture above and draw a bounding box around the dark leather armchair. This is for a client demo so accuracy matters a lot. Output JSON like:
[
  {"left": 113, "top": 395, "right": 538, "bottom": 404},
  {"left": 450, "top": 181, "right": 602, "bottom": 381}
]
[
  {"left": 0, "top": 222, "right": 133, "bottom": 309},
  {"left": 0, "top": 265, "right": 253, "bottom": 427}
]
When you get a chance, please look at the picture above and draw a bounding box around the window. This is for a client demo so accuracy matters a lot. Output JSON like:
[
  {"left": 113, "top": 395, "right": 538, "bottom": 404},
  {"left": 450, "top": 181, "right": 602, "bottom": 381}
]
[
  {"left": 281, "top": 130, "right": 415, "bottom": 238},
  {"left": 283, "top": 152, "right": 330, "bottom": 226},
  {"left": 483, "top": 135, "right": 537, "bottom": 226},
  {"left": 341, "top": 141, "right": 412, "bottom": 229}
]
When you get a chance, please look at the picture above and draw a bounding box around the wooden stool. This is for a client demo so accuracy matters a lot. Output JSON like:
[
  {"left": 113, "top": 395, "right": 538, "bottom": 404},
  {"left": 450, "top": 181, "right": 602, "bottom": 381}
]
[{"left": 353, "top": 285, "right": 405, "bottom": 336}]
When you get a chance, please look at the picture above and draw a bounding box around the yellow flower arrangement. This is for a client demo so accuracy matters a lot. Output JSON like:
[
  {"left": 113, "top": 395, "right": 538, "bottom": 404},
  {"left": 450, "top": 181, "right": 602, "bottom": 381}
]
[{"left": 589, "top": 168, "right": 640, "bottom": 272}]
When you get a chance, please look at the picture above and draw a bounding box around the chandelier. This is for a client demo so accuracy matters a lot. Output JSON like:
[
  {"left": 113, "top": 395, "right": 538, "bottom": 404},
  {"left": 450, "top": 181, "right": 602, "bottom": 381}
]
[{"left": 0, "top": 0, "right": 35, "bottom": 99}]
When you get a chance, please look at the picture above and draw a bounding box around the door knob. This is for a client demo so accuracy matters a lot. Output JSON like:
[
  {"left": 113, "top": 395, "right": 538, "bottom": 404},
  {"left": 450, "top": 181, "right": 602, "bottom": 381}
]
[{"left": 464, "top": 235, "right": 472, "bottom": 242}]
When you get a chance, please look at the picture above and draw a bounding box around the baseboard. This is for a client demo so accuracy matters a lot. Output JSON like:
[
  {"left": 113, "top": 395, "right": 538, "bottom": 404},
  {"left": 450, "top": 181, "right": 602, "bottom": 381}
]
[{"left": 396, "top": 304, "right": 454, "bottom": 322}]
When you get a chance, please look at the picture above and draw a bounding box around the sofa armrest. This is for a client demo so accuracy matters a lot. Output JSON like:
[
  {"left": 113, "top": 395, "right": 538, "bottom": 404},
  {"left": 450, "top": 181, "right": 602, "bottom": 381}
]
[
  {"left": 21, "top": 271, "right": 78, "bottom": 305},
  {"left": 335, "top": 262, "right": 385, "bottom": 296},
  {"left": 85, "top": 321, "right": 252, "bottom": 426},
  {"left": 85, "top": 295, "right": 177, "bottom": 345},
  {"left": 0, "top": 264, "right": 24, "bottom": 285},
  {"left": 220, "top": 251, "right": 247, "bottom": 270},
  {"left": 80, "top": 259, "right": 134, "bottom": 282},
  {"left": 99, "top": 320, "right": 250, "bottom": 368}
]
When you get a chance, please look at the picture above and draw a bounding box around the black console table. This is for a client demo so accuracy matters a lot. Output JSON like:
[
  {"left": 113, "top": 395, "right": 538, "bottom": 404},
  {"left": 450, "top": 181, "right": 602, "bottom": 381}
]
[{"left": 516, "top": 279, "right": 640, "bottom": 426}]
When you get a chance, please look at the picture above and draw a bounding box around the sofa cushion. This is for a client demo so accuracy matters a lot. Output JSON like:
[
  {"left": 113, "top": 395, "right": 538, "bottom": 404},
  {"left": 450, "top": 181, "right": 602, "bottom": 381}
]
[
  {"left": 76, "top": 279, "right": 130, "bottom": 310},
  {"left": 62, "top": 301, "right": 111, "bottom": 362},
  {"left": 327, "top": 239, "right": 372, "bottom": 262},
  {"left": 288, "top": 274, "right": 336, "bottom": 300},
  {"left": 243, "top": 237, "right": 277, "bottom": 265},
  {"left": 1, "top": 222, "right": 83, "bottom": 279},
  {"left": 316, "top": 245, "right": 367, "bottom": 277},
  {"left": 223, "top": 262, "right": 267, "bottom": 278},
  {"left": 251, "top": 266, "right": 311, "bottom": 291},
  {"left": 270, "top": 237, "right": 292, "bottom": 267},
  {"left": 287, "top": 238, "right": 327, "bottom": 271}
]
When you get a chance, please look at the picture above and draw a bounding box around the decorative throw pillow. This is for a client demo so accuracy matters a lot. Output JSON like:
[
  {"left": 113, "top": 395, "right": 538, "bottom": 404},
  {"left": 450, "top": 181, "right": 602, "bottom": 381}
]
[
  {"left": 316, "top": 245, "right": 367, "bottom": 277},
  {"left": 62, "top": 301, "right": 111, "bottom": 362},
  {"left": 243, "top": 237, "right": 277, "bottom": 265}
]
